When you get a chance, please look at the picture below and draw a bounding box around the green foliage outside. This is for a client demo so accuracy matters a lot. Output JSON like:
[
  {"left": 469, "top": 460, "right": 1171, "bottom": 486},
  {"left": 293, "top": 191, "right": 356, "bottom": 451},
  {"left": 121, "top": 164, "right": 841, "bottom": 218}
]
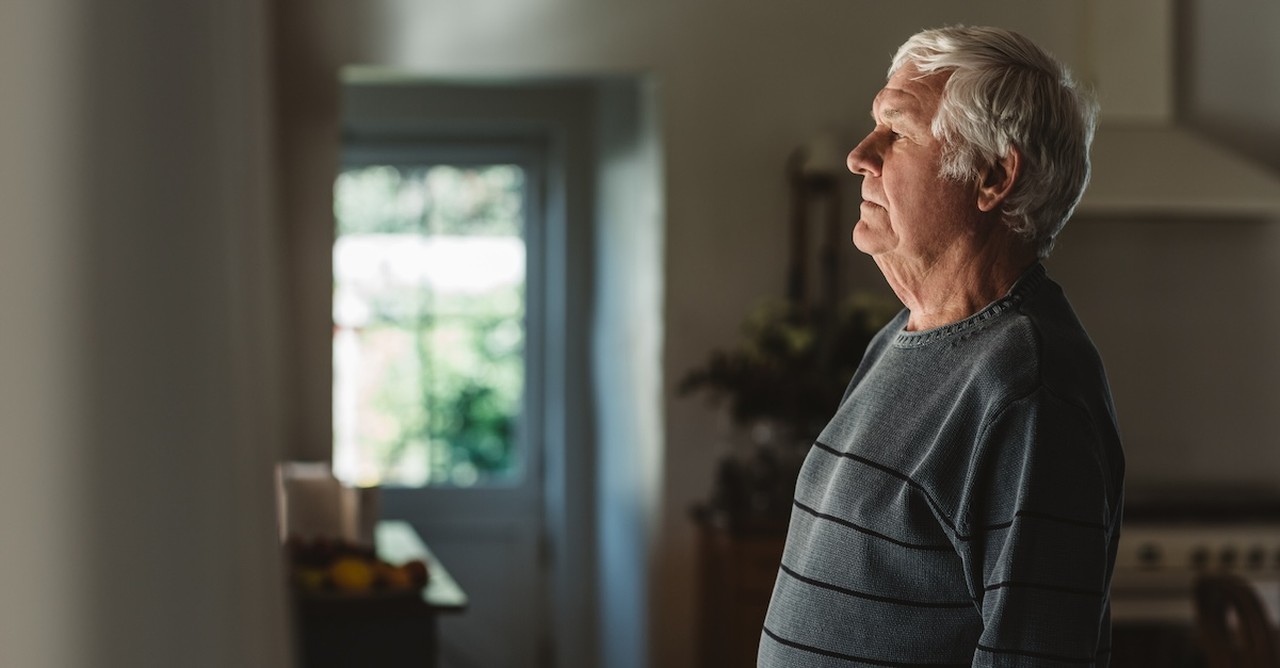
[
  {"left": 335, "top": 165, "right": 523, "bottom": 236},
  {"left": 334, "top": 164, "right": 526, "bottom": 487}
]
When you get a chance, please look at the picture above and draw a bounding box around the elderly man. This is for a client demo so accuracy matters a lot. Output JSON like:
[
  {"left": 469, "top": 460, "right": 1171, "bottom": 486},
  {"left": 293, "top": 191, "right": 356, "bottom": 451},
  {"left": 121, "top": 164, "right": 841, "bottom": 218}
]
[{"left": 758, "top": 26, "right": 1125, "bottom": 667}]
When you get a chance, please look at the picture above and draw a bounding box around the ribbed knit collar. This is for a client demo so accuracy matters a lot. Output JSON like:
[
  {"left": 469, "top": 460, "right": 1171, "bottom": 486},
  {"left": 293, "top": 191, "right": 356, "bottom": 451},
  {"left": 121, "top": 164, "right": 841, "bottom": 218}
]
[{"left": 892, "top": 262, "right": 1047, "bottom": 348}]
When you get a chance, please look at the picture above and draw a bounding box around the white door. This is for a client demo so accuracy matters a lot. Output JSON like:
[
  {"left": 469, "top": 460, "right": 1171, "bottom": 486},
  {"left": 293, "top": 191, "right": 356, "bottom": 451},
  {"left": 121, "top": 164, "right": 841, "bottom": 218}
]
[{"left": 333, "top": 149, "right": 552, "bottom": 668}]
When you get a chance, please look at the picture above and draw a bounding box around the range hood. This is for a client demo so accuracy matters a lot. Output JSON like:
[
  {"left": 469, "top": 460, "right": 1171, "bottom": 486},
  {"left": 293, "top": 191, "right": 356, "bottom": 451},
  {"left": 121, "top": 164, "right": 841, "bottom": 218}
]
[
  {"left": 1072, "top": 0, "right": 1280, "bottom": 219},
  {"left": 1078, "top": 124, "right": 1280, "bottom": 218}
]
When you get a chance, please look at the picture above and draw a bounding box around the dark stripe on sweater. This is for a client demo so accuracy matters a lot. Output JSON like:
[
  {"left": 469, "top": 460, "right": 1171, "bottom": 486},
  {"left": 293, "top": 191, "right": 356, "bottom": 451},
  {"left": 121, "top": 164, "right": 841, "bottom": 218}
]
[
  {"left": 809, "top": 443, "right": 1108, "bottom": 541},
  {"left": 955, "top": 510, "right": 1108, "bottom": 541},
  {"left": 976, "top": 643, "right": 1098, "bottom": 664},
  {"left": 762, "top": 626, "right": 971, "bottom": 667},
  {"left": 780, "top": 563, "right": 973, "bottom": 609},
  {"left": 812, "top": 440, "right": 957, "bottom": 531},
  {"left": 983, "top": 580, "right": 1104, "bottom": 598},
  {"left": 792, "top": 499, "right": 954, "bottom": 551}
]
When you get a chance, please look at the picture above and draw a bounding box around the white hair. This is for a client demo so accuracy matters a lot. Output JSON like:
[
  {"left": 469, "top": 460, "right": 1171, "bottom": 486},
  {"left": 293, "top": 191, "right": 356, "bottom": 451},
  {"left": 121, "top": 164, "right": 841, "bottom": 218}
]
[{"left": 890, "top": 26, "right": 1098, "bottom": 257}]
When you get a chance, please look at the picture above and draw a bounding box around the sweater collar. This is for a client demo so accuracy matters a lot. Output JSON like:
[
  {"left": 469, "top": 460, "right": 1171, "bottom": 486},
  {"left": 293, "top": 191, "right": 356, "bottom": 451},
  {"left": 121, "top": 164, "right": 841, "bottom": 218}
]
[{"left": 892, "top": 262, "right": 1047, "bottom": 347}]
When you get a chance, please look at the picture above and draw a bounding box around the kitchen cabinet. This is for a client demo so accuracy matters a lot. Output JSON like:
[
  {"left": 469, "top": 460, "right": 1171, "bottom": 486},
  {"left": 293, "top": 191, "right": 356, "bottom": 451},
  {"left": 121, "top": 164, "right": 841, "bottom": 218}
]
[{"left": 696, "top": 519, "right": 786, "bottom": 668}]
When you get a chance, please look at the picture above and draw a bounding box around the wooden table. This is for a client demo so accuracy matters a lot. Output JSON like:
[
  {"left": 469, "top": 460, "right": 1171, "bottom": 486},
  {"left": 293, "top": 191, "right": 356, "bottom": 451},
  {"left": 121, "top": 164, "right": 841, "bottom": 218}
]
[
  {"left": 293, "top": 521, "right": 468, "bottom": 668},
  {"left": 695, "top": 517, "right": 787, "bottom": 668}
]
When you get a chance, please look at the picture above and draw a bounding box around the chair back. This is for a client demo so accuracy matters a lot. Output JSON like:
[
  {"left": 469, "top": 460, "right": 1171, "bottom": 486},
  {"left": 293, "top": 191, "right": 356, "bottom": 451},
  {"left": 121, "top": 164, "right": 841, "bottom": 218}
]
[{"left": 1195, "top": 573, "right": 1280, "bottom": 668}]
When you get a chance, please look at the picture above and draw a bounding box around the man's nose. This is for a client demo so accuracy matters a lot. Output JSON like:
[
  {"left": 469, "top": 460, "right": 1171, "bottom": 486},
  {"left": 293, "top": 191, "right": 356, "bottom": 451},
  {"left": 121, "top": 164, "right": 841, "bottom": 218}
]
[{"left": 846, "top": 133, "right": 882, "bottom": 177}]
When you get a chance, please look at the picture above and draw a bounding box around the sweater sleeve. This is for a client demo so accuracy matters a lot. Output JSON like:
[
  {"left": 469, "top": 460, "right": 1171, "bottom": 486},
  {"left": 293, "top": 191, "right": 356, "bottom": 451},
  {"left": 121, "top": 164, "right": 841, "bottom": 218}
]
[{"left": 955, "top": 388, "right": 1120, "bottom": 667}]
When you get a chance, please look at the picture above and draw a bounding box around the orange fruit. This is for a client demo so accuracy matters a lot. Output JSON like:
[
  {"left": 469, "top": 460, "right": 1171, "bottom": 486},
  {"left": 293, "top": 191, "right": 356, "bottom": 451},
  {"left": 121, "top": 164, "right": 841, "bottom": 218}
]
[
  {"left": 403, "top": 559, "right": 429, "bottom": 586},
  {"left": 329, "top": 556, "right": 375, "bottom": 593},
  {"left": 383, "top": 564, "right": 414, "bottom": 591}
]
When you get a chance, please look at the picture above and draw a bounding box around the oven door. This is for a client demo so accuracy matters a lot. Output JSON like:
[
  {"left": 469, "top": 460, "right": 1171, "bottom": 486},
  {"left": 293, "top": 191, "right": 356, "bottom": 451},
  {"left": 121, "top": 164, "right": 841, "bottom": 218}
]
[{"left": 1110, "top": 522, "right": 1280, "bottom": 667}]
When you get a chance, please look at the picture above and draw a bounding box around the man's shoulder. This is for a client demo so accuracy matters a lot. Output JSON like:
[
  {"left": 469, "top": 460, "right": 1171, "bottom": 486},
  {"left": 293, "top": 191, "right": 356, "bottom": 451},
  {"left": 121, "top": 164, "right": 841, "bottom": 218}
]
[
  {"left": 1013, "top": 276, "right": 1110, "bottom": 386},
  {"left": 939, "top": 276, "right": 1111, "bottom": 406}
]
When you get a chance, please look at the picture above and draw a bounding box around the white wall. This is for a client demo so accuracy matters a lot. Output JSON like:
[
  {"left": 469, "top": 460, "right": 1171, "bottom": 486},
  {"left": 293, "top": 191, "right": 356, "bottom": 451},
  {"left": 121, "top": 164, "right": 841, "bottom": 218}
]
[
  {"left": 1047, "top": 218, "right": 1280, "bottom": 487},
  {"left": 1183, "top": 0, "right": 1280, "bottom": 172},
  {"left": 1, "top": 2, "right": 291, "bottom": 666},
  {"left": 0, "top": 3, "right": 88, "bottom": 665}
]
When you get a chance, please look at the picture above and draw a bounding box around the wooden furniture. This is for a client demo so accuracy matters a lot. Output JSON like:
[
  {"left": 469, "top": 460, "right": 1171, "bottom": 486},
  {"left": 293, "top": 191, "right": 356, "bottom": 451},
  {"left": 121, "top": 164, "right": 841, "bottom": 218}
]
[
  {"left": 1194, "top": 574, "right": 1280, "bottom": 668},
  {"left": 697, "top": 519, "right": 786, "bottom": 668},
  {"left": 294, "top": 520, "right": 467, "bottom": 668}
]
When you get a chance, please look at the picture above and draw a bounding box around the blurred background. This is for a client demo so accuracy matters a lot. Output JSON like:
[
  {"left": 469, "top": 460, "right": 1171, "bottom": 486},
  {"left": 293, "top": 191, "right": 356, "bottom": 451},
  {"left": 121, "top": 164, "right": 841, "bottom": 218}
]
[{"left": 4, "top": 0, "right": 1280, "bottom": 666}]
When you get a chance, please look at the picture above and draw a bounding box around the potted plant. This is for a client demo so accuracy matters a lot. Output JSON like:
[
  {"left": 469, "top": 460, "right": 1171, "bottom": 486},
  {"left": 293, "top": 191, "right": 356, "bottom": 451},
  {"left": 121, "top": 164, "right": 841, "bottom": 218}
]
[{"left": 679, "top": 294, "right": 897, "bottom": 530}]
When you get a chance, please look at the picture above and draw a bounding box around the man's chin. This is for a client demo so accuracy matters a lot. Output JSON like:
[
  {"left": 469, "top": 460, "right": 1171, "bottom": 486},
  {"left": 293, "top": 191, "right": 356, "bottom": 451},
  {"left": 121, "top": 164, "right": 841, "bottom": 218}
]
[{"left": 851, "top": 221, "right": 893, "bottom": 255}]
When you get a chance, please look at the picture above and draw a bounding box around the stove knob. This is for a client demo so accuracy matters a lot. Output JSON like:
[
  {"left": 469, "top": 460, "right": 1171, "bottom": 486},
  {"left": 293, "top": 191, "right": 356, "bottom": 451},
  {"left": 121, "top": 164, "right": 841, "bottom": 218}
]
[
  {"left": 1191, "top": 547, "right": 1212, "bottom": 570},
  {"left": 1136, "top": 543, "right": 1162, "bottom": 569},
  {"left": 1248, "top": 546, "right": 1267, "bottom": 570},
  {"left": 1220, "top": 547, "right": 1239, "bottom": 569}
]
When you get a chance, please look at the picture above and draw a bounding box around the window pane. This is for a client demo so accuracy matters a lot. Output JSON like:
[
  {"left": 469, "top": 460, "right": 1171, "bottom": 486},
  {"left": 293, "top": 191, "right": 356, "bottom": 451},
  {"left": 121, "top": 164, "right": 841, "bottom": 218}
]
[{"left": 332, "top": 164, "right": 526, "bottom": 488}]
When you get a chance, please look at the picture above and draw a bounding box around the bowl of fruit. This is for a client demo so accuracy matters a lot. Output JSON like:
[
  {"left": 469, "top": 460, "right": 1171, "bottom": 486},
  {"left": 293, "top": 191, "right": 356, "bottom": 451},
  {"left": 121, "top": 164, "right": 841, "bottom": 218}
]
[{"left": 285, "top": 535, "right": 429, "bottom": 598}]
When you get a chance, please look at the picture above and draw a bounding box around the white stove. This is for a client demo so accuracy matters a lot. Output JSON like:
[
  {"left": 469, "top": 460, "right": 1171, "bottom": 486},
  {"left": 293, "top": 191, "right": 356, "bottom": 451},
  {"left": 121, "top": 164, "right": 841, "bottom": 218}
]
[{"left": 1112, "top": 487, "right": 1280, "bottom": 625}]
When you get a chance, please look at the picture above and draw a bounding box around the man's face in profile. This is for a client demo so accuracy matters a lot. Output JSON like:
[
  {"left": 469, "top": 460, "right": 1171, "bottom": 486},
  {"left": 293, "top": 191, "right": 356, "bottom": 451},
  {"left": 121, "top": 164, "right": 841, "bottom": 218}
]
[{"left": 847, "top": 66, "right": 980, "bottom": 269}]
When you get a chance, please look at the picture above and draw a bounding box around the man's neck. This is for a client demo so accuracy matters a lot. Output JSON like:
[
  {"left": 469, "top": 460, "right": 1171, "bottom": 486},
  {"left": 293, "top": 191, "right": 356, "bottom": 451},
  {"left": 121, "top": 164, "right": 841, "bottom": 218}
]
[{"left": 876, "top": 236, "right": 1037, "bottom": 332}]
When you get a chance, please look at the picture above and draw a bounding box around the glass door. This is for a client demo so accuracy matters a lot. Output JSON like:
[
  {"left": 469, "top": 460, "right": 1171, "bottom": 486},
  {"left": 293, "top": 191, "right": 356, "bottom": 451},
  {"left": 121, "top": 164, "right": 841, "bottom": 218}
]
[
  {"left": 333, "top": 146, "right": 550, "bottom": 668},
  {"left": 332, "top": 162, "right": 531, "bottom": 490}
]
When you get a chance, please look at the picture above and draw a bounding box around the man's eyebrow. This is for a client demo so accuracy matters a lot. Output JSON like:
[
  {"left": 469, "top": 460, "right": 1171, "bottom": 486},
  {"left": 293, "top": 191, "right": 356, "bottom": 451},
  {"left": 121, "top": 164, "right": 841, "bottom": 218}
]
[
  {"left": 870, "top": 88, "right": 917, "bottom": 123},
  {"left": 870, "top": 106, "right": 906, "bottom": 124}
]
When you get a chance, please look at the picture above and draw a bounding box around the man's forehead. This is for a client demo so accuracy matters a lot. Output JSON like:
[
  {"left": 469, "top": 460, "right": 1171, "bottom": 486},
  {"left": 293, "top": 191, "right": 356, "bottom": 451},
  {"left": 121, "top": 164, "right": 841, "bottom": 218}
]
[{"left": 870, "top": 69, "right": 944, "bottom": 122}]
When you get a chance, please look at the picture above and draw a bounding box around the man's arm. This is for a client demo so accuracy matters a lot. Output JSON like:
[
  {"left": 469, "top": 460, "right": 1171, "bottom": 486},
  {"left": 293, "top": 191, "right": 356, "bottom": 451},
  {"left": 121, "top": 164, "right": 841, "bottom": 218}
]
[{"left": 955, "top": 388, "right": 1122, "bottom": 667}]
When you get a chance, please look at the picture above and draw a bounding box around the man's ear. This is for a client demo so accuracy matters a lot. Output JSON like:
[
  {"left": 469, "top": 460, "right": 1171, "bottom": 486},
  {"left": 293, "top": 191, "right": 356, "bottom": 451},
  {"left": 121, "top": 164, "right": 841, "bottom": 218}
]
[{"left": 977, "top": 147, "right": 1021, "bottom": 213}]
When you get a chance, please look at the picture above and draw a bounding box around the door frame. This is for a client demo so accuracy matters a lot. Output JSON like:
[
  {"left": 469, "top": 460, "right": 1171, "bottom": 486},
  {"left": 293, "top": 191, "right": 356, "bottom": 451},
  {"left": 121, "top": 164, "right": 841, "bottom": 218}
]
[{"left": 339, "top": 75, "right": 600, "bottom": 668}]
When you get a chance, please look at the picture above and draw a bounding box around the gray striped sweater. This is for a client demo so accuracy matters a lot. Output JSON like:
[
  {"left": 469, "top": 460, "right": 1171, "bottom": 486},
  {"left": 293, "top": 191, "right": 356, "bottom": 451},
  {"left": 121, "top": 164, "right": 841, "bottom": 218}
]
[{"left": 759, "top": 264, "right": 1124, "bottom": 667}]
